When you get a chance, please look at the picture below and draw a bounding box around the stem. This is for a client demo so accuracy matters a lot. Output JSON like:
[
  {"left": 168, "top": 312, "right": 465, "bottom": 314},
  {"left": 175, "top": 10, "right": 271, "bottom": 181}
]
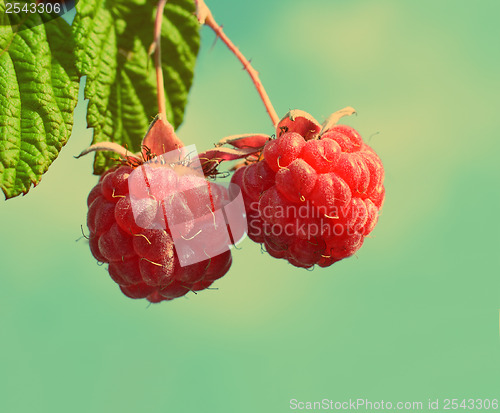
[
  {"left": 145, "top": 0, "right": 185, "bottom": 154},
  {"left": 154, "top": 0, "right": 167, "bottom": 119},
  {"left": 195, "top": 0, "right": 280, "bottom": 128}
]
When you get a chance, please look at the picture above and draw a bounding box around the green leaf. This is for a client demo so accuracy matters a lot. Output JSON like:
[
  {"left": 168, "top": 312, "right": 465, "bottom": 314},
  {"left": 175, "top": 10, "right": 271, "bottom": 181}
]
[
  {"left": 72, "top": 0, "right": 200, "bottom": 174},
  {"left": 0, "top": 9, "right": 79, "bottom": 199}
]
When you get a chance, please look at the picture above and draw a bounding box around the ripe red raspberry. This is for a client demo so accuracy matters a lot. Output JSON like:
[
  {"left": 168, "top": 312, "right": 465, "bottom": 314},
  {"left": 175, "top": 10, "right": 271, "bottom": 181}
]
[
  {"left": 231, "top": 110, "right": 385, "bottom": 268},
  {"left": 87, "top": 165, "right": 232, "bottom": 303}
]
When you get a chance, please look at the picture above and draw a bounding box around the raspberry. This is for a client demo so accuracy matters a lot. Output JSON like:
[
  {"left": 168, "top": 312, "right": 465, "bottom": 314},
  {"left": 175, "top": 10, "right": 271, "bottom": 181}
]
[
  {"left": 231, "top": 111, "right": 385, "bottom": 269},
  {"left": 87, "top": 165, "right": 233, "bottom": 303}
]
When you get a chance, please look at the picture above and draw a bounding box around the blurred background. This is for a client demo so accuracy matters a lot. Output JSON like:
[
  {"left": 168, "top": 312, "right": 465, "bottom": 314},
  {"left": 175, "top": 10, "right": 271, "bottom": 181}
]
[{"left": 1, "top": 0, "right": 499, "bottom": 411}]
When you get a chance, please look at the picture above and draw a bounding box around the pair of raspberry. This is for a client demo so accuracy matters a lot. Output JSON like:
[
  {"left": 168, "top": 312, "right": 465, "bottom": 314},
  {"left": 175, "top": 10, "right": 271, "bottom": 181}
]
[{"left": 85, "top": 110, "right": 385, "bottom": 302}]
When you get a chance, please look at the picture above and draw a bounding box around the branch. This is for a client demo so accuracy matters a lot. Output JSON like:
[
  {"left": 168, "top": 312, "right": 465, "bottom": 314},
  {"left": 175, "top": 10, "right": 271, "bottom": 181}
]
[
  {"left": 147, "top": 0, "right": 184, "bottom": 153},
  {"left": 152, "top": 0, "right": 168, "bottom": 119},
  {"left": 195, "top": 0, "right": 280, "bottom": 128}
]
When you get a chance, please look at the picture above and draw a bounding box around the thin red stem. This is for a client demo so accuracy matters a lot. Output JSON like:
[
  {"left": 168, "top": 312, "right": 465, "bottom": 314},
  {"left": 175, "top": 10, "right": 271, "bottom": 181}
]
[
  {"left": 195, "top": 0, "right": 280, "bottom": 128},
  {"left": 154, "top": 0, "right": 167, "bottom": 119},
  {"left": 144, "top": 0, "right": 184, "bottom": 153}
]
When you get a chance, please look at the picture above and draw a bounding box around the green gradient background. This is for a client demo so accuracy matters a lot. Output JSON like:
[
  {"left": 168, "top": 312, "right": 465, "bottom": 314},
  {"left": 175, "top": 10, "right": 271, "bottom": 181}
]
[{"left": 1, "top": 1, "right": 499, "bottom": 412}]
